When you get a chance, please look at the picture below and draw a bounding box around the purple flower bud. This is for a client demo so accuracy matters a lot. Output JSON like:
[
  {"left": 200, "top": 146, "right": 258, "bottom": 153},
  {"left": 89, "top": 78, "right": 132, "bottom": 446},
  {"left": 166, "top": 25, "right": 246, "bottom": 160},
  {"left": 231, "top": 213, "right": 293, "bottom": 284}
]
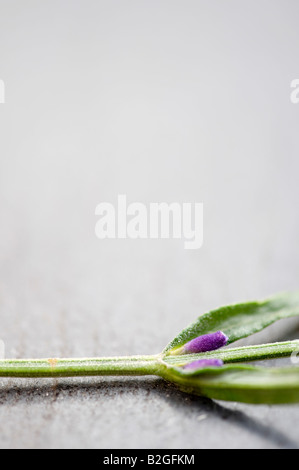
[
  {"left": 183, "top": 359, "right": 224, "bottom": 370},
  {"left": 183, "top": 331, "right": 228, "bottom": 354}
]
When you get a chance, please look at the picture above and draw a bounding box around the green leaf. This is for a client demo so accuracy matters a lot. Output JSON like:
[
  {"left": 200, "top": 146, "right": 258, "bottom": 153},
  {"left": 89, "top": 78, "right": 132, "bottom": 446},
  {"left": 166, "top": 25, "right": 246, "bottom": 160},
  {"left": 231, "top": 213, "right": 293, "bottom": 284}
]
[
  {"left": 163, "top": 291, "right": 299, "bottom": 354},
  {"left": 162, "top": 363, "right": 299, "bottom": 404}
]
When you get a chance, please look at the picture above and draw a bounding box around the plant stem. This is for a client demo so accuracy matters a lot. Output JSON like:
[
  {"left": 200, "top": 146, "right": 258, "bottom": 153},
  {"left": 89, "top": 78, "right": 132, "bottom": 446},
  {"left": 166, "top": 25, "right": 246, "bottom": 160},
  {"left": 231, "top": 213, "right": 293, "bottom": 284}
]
[
  {"left": 0, "top": 354, "right": 163, "bottom": 378},
  {"left": 164, "top": 340, "right": 299, "bottom": 365},
  {"left": 0, "top": 340, "right": 298, "bottom": 379}
]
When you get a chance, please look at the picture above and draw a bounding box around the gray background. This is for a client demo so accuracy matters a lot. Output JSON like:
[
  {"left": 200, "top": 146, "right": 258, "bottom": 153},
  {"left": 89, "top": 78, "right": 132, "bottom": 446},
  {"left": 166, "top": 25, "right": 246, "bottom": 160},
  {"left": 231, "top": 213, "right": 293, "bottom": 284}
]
[{"left": 0, "top": 0, "right": 299, "bottom": 449}]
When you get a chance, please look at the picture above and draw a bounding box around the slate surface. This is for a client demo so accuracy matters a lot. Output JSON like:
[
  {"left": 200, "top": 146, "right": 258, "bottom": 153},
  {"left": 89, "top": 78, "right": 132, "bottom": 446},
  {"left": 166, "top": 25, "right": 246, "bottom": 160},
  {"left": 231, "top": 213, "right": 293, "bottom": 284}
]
[{"left": 0, "top": 0, "right": 299, "bottom": 449}]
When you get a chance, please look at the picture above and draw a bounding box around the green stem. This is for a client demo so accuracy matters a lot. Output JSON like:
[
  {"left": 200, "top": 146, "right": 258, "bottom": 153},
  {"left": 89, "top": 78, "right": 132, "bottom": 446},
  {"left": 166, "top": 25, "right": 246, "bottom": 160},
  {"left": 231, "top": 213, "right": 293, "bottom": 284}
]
[
  {"left": 0, "top": 340, "right": 298, "bottom": 379},
  {"left": 0, "top": 354, "right": 163, "bottom": 378},
  {"left": 164, "top": 340, "right": 299, "bottom": 365}
]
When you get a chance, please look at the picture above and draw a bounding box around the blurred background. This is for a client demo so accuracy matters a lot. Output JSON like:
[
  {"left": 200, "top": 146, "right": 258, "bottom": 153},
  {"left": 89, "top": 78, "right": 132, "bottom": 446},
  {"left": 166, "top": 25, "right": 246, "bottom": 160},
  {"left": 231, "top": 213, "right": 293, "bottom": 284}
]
[{"left": 0, "top": 0, "right": 299, "bottom": 448}]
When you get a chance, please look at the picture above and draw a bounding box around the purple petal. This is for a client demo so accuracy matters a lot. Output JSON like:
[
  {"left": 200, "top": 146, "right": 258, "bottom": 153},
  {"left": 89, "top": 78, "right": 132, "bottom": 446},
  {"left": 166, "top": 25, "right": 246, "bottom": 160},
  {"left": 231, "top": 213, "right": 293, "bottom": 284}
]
[
  {"left": 183, "top": 359, "right": 224, "bottom": 370},
  {"left": 183, "top": 331, "right": 228, "bottom": 354}
]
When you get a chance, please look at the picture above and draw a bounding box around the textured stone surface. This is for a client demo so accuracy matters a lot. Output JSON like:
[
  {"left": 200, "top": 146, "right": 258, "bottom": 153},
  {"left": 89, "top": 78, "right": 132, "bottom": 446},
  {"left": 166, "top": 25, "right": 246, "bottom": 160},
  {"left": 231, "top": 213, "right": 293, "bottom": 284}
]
[{"left": 0, "top": 0, "right": 299, "bottom": 449}]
